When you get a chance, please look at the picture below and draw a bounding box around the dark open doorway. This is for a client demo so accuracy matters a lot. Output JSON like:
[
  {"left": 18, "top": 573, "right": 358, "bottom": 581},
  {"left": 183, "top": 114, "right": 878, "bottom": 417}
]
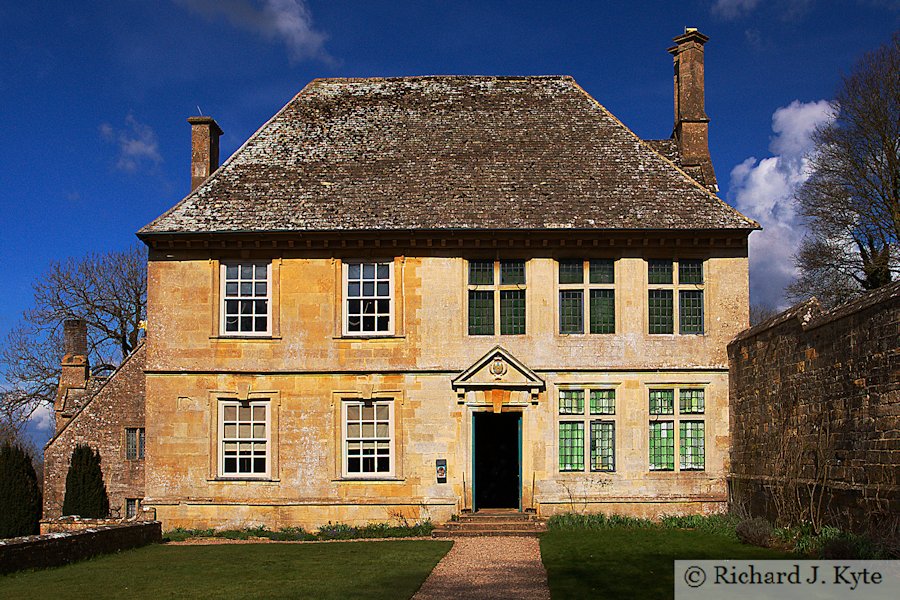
[{"left": 474, "top": 412, "right": 521, "bottom": 510}]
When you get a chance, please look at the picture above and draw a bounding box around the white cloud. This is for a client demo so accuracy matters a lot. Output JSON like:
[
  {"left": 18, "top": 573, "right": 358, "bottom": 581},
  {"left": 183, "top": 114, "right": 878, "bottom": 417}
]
[
  {"left": 29, "top": 403, "right": 54, "bottom": 432},
  {"left": 175, "top": 0, "right": 330, "bottom": 64},
  {"left": 100, "top": 114, "right": 163, "bottom": 173},
  {"left": 711, "top": 0, "right": 761, "bottom": 19},
  {"left": 728, "top": 99, "right": 835, "bottom": 309}
]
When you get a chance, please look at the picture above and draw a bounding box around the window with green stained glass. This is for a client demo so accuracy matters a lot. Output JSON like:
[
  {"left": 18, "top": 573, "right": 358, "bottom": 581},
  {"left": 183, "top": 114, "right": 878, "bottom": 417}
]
[
  {"left": 558, "top": 422, "right": 584, "bottom": 471},
  {"left": 558, "top": 259, "right": 615, "bottom": 335},
  {"left": 591, "top": 421, "right": 615, "bottom": 471},
  {"left": 559, "top": 387, "right": 617, "bottom": 472},
  {"left": 649, "top": 389, "right": 674, "bottom": 415},
  {"left": 679, "top": 389, "right": 705, "bottom": 414},
  {"left": 559, "top": 389, "right": 584, "bottom": 414},
  {"left": 468, "top": 260, "right": 526, "bottom": 335},
  {"left": 590, "top": 389, "right": 615, "bottom": 414},
  {"left": 648, "top": 290, "right": 674, "bottom": 334},
  {"left": 680, "top": 421, "right": 705, "bottom": 470},
  {"left": 649, "top": 421, "right": 675, "bottom": 470},
  {"left": 648, "top": 387, "right": 706, "bottom": 472},
  {"left": 647, "top": 259, "right": 704, "bottom": 335}
]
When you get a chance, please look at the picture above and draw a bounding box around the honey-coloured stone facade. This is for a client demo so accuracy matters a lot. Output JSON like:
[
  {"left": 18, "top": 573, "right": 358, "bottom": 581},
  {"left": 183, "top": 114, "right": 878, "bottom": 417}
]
[{"left": 144, "top": 241, "right": 748, "bottom": 530}]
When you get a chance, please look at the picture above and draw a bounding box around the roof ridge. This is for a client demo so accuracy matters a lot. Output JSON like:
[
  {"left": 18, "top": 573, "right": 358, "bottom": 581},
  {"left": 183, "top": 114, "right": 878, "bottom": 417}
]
[{"left": 308, "top": 75, "right": 575, "bottom": 83}]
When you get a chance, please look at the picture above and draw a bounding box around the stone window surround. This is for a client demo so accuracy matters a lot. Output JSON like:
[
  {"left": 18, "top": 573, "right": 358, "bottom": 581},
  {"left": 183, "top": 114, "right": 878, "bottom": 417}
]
[
  {"left": 206, "top": 389, "right": 281, "bottom": 482},
  {"left": 646, "top": 258, "right": 706, "bottom": 336},
  {"left": 555, "top": 383, "right": 621, "bottom": 473},
  {"left": 209, "top": 257, "right": 282, "bottom": 340},
  {"left": 556, "top": 259, "right": 617, "bottom": 336},
  {"left": 341, "top": 259, "right": 396, "bottom": 337},
  {"left": 219, "top": 261, "right": 272, "bottom": 336},
  {"left": 340, "top": 399, "right": 395, "bottom": 478},
  {"left": 644, "top": 383, "right": 707, "bottom": 473},
  {"left": 466, "top": 258, "right": 529, "bottom": 336},
  {"left": 218, "top": 399, "right": 271, "bottom": 478},
  {"left": 330, "top": 389, "right": 405, "bottom": 482}
]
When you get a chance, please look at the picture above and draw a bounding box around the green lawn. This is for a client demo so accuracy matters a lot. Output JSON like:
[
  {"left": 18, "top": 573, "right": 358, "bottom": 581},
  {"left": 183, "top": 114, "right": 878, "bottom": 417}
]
[
  {"left": 0, "top": 540, "right": 451, "bottom": 600},
  {"left": 541, "top": 527, "right": 791, "bottom": 600}
]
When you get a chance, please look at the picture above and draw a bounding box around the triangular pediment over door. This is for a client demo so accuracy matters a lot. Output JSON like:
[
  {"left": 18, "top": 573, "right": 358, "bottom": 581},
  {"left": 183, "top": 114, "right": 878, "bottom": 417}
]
[{"left": 452, "top": 346, "right": 545, "bottom": 408}]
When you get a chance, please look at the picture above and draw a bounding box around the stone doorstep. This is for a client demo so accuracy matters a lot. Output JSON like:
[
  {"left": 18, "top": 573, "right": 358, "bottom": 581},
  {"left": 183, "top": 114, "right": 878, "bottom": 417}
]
[{"left": 432, "top": 510, "right": 548, "bottom": 538}]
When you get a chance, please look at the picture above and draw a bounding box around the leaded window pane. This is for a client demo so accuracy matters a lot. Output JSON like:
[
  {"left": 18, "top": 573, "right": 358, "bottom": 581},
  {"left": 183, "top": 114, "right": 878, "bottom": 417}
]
[
  {"left": 558, "top": 260, "right": 583, "bottom": 284},
  {"left": 679, "top": 260, "right": 704, "bottom": 284},
  {"left": 649, "top": 389, "right": 675, "bottom": 415},
  {"left": 679, "top": 389, "right": 705, "bottom": 414},
  {"left": 680, "top": 421, "right": 705, "bottom": 470},
  {"left": 126, "top": 428, "right": 137, "bottom": 460},
  {"left": 468, "top": 290, "right": 494, "bottom": 335},
  {"left": 679, "top": 290, "right": 704, "bottom": 334},
  {"left": 648, "top": 290, "right": 673, "bottom": 334},
  {"left": 590, "top": 390, "right": 615, "bottom": 415},
  {"left": 648, "top": 260, "right": 673, "bottom": 284},
  {"left": 500, "top": 260, "right": 526, "bottom": 285},
  {"left": 500, "top": 290, "right": 525, "bottom": 335},
  {"left": 559, "top": 390, "right": 584, "bottom": 415},
  {"left": 468, "top": 260, "right": 494, "bottom": 285},
  {"left": 559, "top": 290, "right": 584, "bottom": 334},
  {"left": 589, "top": 289, "right": 615, "bottom": 334},
  {"left": 559, "top": 422, "right": 584, "bottom": 471},
  {"left": 649, "top": 421, "right": 675, "bottom": 470},
  {"left": 223, "top": 262, "right": 268, "bottom": 334},
  {"left": 589, "top": 259, "right": 615, "bottom": 284},
  {"left": 591, "top": 421, "right": 615, "bottom": 471}
]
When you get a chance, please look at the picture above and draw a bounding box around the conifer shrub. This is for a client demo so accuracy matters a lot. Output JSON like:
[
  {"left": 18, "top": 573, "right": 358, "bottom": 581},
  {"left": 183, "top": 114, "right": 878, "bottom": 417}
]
[
  {"left": 0, "top": 442, "right": 42, "bottom": 538},
  {"left": 62, "top": 445, "right": 110, "bottom": 518}
]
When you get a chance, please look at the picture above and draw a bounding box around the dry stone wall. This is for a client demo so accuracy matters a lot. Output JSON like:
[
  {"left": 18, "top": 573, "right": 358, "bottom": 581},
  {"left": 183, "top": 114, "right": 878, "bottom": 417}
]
[{"left": 728, "top": 282, "right": 900, "bottom": 532}]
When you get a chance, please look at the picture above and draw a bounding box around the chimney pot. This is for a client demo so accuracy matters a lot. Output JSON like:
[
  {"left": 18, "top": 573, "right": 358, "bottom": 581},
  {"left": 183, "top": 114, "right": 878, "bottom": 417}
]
[{"left": 188, "top": 116, "right": 223, "bottom": 192}]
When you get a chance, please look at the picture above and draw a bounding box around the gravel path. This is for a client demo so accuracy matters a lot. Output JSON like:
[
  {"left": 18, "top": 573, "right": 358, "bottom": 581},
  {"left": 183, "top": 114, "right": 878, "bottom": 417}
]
[{"left": 412, "top": 537, "right": 551, "bottom": 600}]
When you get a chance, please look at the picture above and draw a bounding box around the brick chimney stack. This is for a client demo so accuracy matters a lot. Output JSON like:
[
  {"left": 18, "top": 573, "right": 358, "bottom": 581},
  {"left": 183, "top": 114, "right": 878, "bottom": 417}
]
[
  {"left": 188, "top": 116, "right": 223, "bottom": 191},
  {"left": 55, "top": 319, "right": 89, "bottom": 433},
  {"left": 668, "top": 28, "right": 717, "bottom": 191}
]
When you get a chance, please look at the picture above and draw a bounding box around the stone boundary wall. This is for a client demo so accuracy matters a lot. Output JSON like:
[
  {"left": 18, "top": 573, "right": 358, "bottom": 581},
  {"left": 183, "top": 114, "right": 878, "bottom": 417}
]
[
  {"left": 727, "top": 282, "right": 899, "bottom": 533},
  {"left": 0, "top": 522, "right": 162, "bottom": 575}
]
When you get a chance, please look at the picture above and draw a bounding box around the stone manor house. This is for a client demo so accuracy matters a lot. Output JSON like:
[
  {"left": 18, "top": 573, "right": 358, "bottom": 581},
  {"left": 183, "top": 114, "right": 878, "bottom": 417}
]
[{"left": 44, "top": 30, "right": 760, "bottom": 529}]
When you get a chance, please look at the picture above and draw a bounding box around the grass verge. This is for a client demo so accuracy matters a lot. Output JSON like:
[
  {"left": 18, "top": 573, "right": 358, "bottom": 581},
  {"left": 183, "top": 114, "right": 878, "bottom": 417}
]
[
  {"left": 0, "top": 540, "right": 451, "bottom": 600},
  {"left": 541, "top": 520, "right": 790, "bottom": 599}
]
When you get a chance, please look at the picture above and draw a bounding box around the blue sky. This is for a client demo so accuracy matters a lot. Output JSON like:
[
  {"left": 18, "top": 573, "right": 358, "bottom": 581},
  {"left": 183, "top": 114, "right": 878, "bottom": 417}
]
[{"left": 1, "top": 1, "right": 898, "bottom": 442}]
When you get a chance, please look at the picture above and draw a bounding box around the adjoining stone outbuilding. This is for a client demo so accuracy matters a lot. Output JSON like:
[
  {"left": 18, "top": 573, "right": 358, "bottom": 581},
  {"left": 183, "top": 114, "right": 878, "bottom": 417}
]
[
  {"left": 728, "top": 281, "right": 900, "bottom": 533},
  {"left": 43, "top": 320, "right": 146, "bottom": 522},
  {"left": 130, "top": 29, "right": 758, "bottom": 531}
]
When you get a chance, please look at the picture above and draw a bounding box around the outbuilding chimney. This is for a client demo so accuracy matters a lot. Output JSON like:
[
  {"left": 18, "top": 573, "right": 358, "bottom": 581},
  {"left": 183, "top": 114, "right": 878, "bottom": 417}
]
[
  {"left": 188, "top": 116, "right": 223, "bottom": 191},
  {"left": 55, "top": 319, "right": 89, "bottom": 433},
  {"left": 668, "top": 28, "right": 717, "bottom": 191}
]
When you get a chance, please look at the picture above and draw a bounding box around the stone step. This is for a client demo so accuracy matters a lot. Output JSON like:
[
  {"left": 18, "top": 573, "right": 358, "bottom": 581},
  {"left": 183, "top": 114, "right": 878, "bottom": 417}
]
[
  {"left": 432, "top": 528, "right": 544, "bottom": 538},
  {"left": 442, "top": 522, "right": 547, "bottom": 531}
]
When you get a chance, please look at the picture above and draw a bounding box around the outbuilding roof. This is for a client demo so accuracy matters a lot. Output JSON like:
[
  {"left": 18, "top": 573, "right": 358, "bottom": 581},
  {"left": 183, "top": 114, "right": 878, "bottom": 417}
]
[{"left": 139, "top": 76, "right": 758, "bottom": 236}]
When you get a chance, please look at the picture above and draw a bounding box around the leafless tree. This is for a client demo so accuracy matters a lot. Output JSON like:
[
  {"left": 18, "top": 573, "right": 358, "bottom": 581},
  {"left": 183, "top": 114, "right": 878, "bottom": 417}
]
[
  {"left": 0, "top": 244, "right": 147, "bottom": 426},
  {"left": 749, "top": 303, "right": 780, "bottom": 326},
  {"left": 788, "top": 34, "right": 899, "bottom": 307}
]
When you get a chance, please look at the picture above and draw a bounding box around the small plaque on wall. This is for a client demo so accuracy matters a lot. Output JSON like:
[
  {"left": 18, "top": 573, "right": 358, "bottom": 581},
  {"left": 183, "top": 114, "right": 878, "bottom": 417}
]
[{"left": 436, "top": 459, "right": 447, "bottom": 483}]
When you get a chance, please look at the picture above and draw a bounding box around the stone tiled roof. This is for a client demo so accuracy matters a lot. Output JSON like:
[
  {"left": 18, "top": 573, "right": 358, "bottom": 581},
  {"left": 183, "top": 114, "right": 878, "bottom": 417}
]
[{"left": 140, "top": 76, "right": 758, "bottom": 235}]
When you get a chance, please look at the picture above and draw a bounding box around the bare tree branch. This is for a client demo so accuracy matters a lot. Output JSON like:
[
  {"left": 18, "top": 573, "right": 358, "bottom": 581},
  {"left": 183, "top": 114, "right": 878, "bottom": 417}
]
[{"left": 789, "top": 34, "right": 900, "bottom": 307}]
